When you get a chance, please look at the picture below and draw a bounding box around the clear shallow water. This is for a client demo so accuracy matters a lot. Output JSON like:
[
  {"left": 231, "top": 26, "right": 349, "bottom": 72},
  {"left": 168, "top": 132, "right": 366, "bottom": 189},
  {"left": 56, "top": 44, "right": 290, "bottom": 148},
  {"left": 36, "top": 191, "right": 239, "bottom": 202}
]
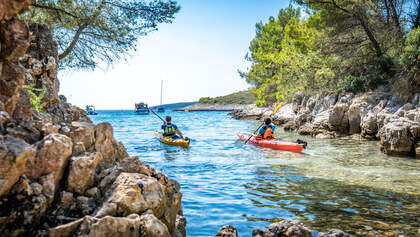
[{"left": 90, "top": 110, "right": 420, "bottom": 236}]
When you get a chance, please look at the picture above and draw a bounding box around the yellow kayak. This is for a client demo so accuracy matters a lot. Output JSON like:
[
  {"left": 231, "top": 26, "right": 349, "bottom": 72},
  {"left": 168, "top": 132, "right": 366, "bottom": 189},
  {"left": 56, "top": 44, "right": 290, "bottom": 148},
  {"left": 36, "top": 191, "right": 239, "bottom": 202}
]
[{"left": 154, "top": 131, "right": 190, "bottom": 148}]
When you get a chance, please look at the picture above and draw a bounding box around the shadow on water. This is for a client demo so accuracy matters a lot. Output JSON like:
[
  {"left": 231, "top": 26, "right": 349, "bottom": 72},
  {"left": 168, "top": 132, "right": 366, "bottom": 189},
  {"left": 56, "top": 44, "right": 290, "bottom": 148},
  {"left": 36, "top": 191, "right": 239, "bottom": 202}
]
[{"left": 245, "top": 165, "right": 420, "bottom": 236}]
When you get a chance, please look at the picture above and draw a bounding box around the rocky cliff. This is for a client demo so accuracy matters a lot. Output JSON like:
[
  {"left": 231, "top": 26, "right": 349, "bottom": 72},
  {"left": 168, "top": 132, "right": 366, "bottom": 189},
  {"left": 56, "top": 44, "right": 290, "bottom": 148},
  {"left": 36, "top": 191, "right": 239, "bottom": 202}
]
[
  {"left": 230, "top": 92, "right": 420, "bottom": 157},
  {"left": 0, "top": 1, "right": 185, "bottom": 236}
]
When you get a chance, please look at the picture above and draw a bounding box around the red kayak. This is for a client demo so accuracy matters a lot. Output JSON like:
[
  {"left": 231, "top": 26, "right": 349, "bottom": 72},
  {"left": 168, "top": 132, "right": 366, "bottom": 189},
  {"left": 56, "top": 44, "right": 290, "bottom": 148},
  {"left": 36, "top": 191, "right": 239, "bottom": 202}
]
[{"left": 237, "top": 132, "right": 306, "bottom": 152}]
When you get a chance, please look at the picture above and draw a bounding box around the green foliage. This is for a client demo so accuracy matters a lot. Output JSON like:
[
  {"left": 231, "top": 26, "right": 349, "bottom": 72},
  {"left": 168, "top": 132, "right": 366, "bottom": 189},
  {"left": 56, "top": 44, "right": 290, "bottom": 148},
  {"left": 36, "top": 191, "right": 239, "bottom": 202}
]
[
  {"left": 401, "top": 28, "right": 420, "bottom": 73},
  {"left": 241, "top": 2, "right": 420, "bottom": 105},
  {"left": 23, "top": 85, "right": 47, "bottom": 113},
  {"left": 198, "top": 91, "right": 257, "bottom": 105},
  {"left": 23, "top": 0, "right": 180, "bottom": 70}
]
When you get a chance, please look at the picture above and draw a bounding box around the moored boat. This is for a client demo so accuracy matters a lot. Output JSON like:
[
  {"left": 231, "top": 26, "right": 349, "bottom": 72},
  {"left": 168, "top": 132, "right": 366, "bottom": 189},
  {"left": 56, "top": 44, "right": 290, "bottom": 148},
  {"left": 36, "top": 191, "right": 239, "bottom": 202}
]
[
  {"left": 154, "top": 131, "right": 190, "bottom": 148},
  {"left": 237, "top": 132, "right": 306, "bottom": 152},
  {"left": 135, "top": 102, "right": 150, "bottom": 114},
  {"left": 86, "top": 105, "right": 98, "bottom": 115}
]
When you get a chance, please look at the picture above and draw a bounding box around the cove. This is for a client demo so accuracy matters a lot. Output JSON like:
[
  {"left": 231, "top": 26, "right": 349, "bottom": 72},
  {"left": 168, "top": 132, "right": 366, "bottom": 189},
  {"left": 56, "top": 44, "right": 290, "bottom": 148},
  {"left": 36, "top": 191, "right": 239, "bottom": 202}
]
[{"left": 90, "top": 110, "right": 420, "bottom": 236}]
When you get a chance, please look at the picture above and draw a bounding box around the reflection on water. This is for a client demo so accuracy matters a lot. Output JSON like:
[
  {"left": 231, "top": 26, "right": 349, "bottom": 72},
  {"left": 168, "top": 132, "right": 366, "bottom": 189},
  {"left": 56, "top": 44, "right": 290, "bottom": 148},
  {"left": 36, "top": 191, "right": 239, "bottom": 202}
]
[{"left": 90, "top": 110, "right": 420, "bottom": 236}]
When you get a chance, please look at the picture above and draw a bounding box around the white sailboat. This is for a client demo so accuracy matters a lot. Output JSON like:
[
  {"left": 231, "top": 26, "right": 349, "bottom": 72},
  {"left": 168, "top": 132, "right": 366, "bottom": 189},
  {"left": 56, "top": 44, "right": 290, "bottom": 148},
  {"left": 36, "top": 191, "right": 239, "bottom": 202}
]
[{"left": 157, "top": 80, "right": 165, "bottom": 112}]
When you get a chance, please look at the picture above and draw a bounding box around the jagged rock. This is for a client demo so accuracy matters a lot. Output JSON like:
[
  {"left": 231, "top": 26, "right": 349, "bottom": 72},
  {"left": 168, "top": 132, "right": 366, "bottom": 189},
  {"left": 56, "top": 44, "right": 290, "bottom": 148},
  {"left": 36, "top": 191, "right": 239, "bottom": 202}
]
[
  {"left": 40, "top": 122, "right": 59, "bottom": 137},
  {"left": 73, "top": 142, "right": 86, "bottom": 155},
  {"left": 101, "top": 172, "right": 165, "bottom": 217},
  {"left": 85, "top": 187, "right": 100, "bottom": 201},
  {"left": 6, "top": 124, "right": 39, "bottom": 144},
  {"left": 252, "top": 228, "right": 275, "bottom": 237},
  {"left": 67, "top": 152, "right": 103, "bottom": 195},
  {"left": 25, "top": 133, "right": 73, "bottom": 188},
  {"left": 360, "top": 111, "right": 378, "bottom": 138},
  {"left": 76, "top": 196, "right": 95, "bottom": 216},
  {"left": 378, "top": 118, "right": 417, "bottom": 155},
  {"left": 328, "top": 103, "right": 349, "bottom": 133},
  {"left": 318, "top": 229, "right": 345, "bottom": 237},
  {"left": 0, "top": 61, "right": 27, "bottom": 115},
  {"left": 273, "top": 103, "right": 296, "bottom": 125},
  {"left": 0, "top": 135, "right": 35, "bottom": 197},
  {"left": 59, "top": 191, "right": 74, "bottom": 210},
  {"left": 139, "top": 212, "right": 171, "bottom": 237},
  {"left": 0, "top": 0, "right": 33, "bottom": 21},
  {"left": 30, "top": 182, "right": 42, "bottom": 195},
  {"left": 173, "top": 215, "right": 186, "bottom": 237},
  {"left": 216, "top": 225, "right": 238, "bottom": 237},
  {"left": 11, "top": 88, "right": 32, "bottom": 122},
  {"left": 269, "top": 220, "right": 311, "bottom": 237},
  {"left": 70, "top": 122, "right": 95, "bottom": 151},
  {"left": 94, "top": 122, "right": 119, "bottom": 167},
  {"left": 39, "top": 173, "right": 55, "bottom": 203}
]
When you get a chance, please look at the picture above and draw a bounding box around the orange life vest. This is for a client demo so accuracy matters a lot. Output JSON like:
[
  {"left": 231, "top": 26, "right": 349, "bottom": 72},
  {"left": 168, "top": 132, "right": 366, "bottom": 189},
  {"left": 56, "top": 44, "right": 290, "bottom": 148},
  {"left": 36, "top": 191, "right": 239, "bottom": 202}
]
[{"left": 257, "top": 125, "right": 274, "bottom": 139}]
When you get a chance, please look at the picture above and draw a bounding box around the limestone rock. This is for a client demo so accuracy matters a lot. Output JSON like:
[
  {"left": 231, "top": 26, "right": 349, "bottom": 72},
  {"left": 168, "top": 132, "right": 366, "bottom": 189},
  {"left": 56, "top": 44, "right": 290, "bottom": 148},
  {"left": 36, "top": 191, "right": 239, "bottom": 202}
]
[
  {"left": 73, "top": 142, "right": 86, "bottom": 155},
  {"left": 378, "top": 118, "right": 417, "bottom": 155},
  {"left": 40, "top": 122, "right": 59, "bottom": 137},
  {"left": 102, "top": 172, "right": 165, "bottom": 217},
  {"left": 70, "top": 122, "right": 95, "bottom": 151},
  {"left": 94, "top": 122, "right": 118, "bottom": 167},
  {"left": 268, "top": 220, "right": 311, "bottom": 237},
  {"left": 139, "top": 213, "right": 171, "bottom": 237},
  {"left": 173, "top": 215, "right": 186, "bottom": 237},
  {"left": 25, "top": 133, "right": 72, "bottom": 188},
  {"left": 0, "top": 135, "right": 35, "bottom": 197},
  {"left": 0, "top": 0, "right": 33, "bottom": 21},
  {"left": 216, "top": 225, "right": 238, "bottom": 237},
  {"left": 39, "top": 173, "right": 55, "bottom": 203},
  {"left": 328, "top": 103, "right": 349, "bottom": 133},
  {"left": 67, "top": 152, "right": 103, "bottom": 195}
]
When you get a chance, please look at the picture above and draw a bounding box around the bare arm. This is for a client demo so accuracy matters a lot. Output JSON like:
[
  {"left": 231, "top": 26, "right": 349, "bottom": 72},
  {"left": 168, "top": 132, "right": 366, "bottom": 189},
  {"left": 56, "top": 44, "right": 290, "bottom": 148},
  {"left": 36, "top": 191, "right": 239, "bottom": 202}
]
[{"left": 176, "top": 129, "right": 183, "bottom": 138}]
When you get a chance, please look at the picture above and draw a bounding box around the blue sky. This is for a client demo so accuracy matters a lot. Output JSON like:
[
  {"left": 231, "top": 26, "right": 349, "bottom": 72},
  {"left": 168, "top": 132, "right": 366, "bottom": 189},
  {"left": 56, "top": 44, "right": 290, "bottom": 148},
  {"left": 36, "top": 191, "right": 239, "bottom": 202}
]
[{"left": 60, "top": 0, "right": 291, "bottom": 109}]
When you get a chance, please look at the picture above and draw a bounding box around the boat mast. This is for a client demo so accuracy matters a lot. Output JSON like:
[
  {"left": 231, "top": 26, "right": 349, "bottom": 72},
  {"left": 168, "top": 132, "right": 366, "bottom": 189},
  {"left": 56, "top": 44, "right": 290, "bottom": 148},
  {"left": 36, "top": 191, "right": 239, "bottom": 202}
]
[{"left": 160, "top": 80, "right": 163, "bottom": 106}]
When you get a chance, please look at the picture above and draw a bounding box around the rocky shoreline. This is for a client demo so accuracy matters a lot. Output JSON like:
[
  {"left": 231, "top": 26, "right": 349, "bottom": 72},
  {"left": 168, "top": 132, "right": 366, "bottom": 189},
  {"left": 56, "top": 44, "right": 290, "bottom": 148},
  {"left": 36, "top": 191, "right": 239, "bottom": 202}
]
[
  {"left": 230, "top": 92, "right": 420, "bottom": 157},
  {"left": 176, "top": 104, "right": 249, "bottom": 111},
  {"left": 0, "top": 2, "right": 184, "bottom": 236}
]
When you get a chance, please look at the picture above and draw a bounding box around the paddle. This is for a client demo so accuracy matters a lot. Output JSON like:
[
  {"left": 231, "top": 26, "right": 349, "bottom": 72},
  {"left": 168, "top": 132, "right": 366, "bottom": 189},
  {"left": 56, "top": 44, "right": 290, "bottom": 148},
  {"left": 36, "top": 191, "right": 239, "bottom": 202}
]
[
  {"left": 244, "top": 102, "right": 284, "bottom": 144},
  {"left": 150, "top": 108, "right": 165, "bottom": 123}
]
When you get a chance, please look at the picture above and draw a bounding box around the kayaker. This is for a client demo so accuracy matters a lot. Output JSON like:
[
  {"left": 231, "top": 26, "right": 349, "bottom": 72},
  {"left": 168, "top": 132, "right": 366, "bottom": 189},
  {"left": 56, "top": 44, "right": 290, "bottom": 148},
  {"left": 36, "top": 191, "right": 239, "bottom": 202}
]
[
  {"left": 257, "top": 117, "right": 275, "bottom": 139},
  {"left": 162, "top": 115, "right": 184, "bottom": 138}
]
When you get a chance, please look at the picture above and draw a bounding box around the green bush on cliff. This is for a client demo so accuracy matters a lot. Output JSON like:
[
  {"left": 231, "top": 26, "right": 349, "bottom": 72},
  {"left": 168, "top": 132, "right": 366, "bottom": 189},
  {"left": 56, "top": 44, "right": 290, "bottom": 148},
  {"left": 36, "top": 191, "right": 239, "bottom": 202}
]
[
  {"left": 23, "top": 85, "right": 47, "bottom": 113},
  {"left": 241, "top": 3, "right": 419, "bottom": 105}
]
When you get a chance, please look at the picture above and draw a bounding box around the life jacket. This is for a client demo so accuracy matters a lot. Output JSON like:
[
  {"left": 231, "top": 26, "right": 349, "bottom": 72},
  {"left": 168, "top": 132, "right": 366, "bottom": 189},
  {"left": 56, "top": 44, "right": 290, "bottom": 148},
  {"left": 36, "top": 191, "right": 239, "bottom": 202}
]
[
  {"left": 163, "top": 124, "right": 176, "bottom": 136},
  {"left": 257, "top": 125, "right": 274, "bottom": 139}
]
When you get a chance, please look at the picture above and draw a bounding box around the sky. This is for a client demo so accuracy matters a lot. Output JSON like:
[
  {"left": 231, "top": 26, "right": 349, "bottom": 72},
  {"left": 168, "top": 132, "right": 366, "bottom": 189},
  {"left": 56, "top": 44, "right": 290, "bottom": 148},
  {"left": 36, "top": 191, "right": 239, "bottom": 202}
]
[{"left": 59, "top": 0, "right": 291, "bottom": 110}]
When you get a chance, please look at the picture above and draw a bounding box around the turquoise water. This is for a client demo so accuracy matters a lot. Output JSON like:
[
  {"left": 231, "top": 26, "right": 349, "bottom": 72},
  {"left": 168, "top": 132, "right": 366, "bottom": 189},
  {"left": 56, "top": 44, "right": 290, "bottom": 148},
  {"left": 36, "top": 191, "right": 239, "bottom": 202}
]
[{"left": 90, "top": 110, "right": 420, "bottom": 236}]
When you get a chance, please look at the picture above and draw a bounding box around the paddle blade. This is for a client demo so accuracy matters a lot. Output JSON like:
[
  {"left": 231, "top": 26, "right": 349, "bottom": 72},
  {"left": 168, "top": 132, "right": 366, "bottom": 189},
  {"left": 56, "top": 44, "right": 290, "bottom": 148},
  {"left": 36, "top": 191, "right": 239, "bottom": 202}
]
[{"left": 271, "top": 102, "right": 284, "bottom": 115}]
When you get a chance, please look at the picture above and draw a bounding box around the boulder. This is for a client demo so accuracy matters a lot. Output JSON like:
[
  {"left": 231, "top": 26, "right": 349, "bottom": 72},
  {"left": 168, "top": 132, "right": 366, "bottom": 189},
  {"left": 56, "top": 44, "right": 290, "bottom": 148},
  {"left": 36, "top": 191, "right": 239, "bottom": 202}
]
[
  {"left": 67, "top": 152, "right": 103, "bottom": 195},
  {"left": 94, "top": 122, "right": 118, "bottom": 167},
  {"left": 0, "top": 135, "right": 35, "bottom": 197},
  {"left": 173, "top": 215, "right": 186, "bottom": 237},
  {"left": 216, "top": 225, "right": 238, "bottom": 237},
  {"left": 328, "top": 103, "right": 349, "bottom": 133},
  {"left": 360, "top": 111, "right": 378, "bottom": 139},
  {"left": 25, "top": 133, "right": 72, "bottom": 187},
  {"left": 70, "top": 122, "right": 95, "bottom": 151},
  {"left": 268, "top": 220, "right": 312, "bottom": 237},
  {"left": 139, "top": 213, "right": 171, "bottom": 237},
  {"left": 100, "top": 172, "right": 165, "bottom": 217},
  {"left": 378, "top": 118, "right": 417, "bottom": 155},
  {"left": 252, "top": 220, "right": 312, "bottom": 237}
]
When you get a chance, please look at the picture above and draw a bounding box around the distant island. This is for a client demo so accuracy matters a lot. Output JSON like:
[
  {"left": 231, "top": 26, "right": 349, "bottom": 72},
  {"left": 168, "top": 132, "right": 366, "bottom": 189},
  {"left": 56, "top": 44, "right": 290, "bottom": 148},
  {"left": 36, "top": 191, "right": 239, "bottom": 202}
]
[{"left": 197, "top": 91, "right": 256, "bottom": 105}]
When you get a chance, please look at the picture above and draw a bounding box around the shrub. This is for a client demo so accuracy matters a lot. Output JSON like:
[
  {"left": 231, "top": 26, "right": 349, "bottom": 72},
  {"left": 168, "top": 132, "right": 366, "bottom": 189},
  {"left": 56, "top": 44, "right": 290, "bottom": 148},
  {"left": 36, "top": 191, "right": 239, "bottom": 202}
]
[{"left": 23, "top": 85, "right": 47, "bottom": 113}]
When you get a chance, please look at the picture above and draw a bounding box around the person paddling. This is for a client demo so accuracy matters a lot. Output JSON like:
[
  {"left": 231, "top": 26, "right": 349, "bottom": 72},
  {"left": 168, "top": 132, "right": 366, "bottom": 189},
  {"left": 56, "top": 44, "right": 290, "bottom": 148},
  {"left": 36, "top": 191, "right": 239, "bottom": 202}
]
[
  {"left": 257, "top": 117, "right": 275, "bottom": 139},
  {"left": 162, "top": 115, "right": 184, "bottom": 138}
]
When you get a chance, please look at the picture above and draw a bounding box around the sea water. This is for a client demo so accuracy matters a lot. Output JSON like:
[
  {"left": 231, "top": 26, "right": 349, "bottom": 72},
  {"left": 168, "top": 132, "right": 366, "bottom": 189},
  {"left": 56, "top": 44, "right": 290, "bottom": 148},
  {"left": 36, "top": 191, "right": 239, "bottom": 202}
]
[{"left": 90, "top": 110, "right": 420, "bottom": 236}]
